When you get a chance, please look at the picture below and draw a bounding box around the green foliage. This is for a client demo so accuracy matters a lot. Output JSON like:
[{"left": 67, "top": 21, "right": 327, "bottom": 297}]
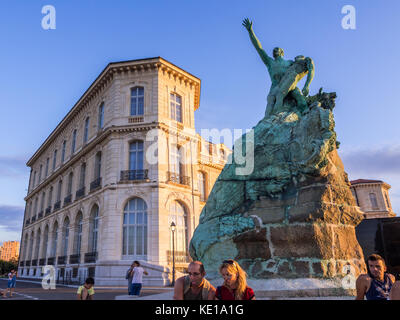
[{"left": 0, "top": 259, "right": 18, "bottom": 276}]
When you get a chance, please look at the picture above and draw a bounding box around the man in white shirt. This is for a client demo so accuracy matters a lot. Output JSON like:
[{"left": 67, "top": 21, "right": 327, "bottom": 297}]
[{"left": 131, "top": 261, "right": 148, "bottom": 297}]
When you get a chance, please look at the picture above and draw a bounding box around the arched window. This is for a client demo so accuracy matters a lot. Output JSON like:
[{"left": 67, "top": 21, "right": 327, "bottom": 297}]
[
  {"left": 35, "top": 229, "right": 41, "bottom": 260},
  {"left": 122, "top": 198, "right": 148, "bottom": 258},
  {"left": 62, "top": 218, "right": 70, "bottom": 257},
  {"left": 98, "top": 103, "right": 104, "bottom": 129},
  {"left": 74, "top": 213, "right": 83, "bottom": 255},
  {"left": 129, "top": 141, "right": 144, "bottom": 171},
  {"left": 51, "top": 222, "right": 58, "bottom": 257},
  {"left": 42, "top": 226, "right": 49, "bottom": 259},
  {"left": 130, "top": 87, "right": 144, "bottom": 116},
  {"left": 83, "top": 117, "right": 90, "bottom": 143},
  {"left": 28, "top": 232, "right": 35, "bottom": 261},
  {"left": 170, "top": 93, "right": 182, "bottom": 122},
  {"left": 198, "top": 172, "right": 206, "bottom": 202},
  {"left": 168, "top": 201, "right": 188, "bottom": 255},
  {"left": 23, "top": 234, "right": 29, "bottom": 261},
  {"left": 89, "top": 205, "right": 99, "bottom": 253}
]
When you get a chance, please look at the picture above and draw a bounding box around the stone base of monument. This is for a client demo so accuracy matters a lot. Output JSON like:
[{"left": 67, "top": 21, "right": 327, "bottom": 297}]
[{"left": 206, "top": 277, "right": 355, "bottom": 299}]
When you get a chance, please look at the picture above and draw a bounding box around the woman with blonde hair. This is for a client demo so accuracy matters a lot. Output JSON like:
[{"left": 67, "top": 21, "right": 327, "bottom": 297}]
[{"left": 215, "top": 259, "right": 255, "bottom": 300}]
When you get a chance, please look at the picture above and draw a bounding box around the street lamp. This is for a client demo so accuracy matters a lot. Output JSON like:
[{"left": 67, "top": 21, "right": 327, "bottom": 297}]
[{"left": 170, "top": 221, "right": 176, "bottom": 286}]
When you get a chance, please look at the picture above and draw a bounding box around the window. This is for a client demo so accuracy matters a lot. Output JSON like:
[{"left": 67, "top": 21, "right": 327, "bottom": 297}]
[
  {"left": 83, "top": 117, "right": 90, "bottom": 143},
  {"left": 67, "top": 173, "right": 73, "bottom": 195},
  {"left": 369, "top": 193, "right": 379, "bottom": 209},
  {"left": 61, "top": 141, "right": 66, "bottom": 163},
  {"left": 71, "top": 130, "right": 77, "bottom": 155},
  {"left": 130, "top": 87, "right": 144, "bottom": 116},
  {"left": 29, "top": 232, "right": 34, "bottom": 260},
  {"left": 51, "top": 223, "right": 58, "bottom": 257},
  {"left": 74, "top": 213, "right": 83, "bottom": 255},
  {"left": 39, "top": 165, "right": 43, "bottom": 184},
  {"left": 198, "top": 172, "right": 206, "bottom": 202},
  {"left": 129, "top": 141, "right": 144, "bottom": 171},
  {"left": 23, "top": 235, "right": 28, "bottom": 261},
  {"left": 62, "top": 218, "right": 70, "bottom": 257},
  {"left": 89, "top": 205, "right": 99, "bottom": 253},
  {"left": 48, "top": 187, "right": 53, "bottom": 208},
  {"left": 57, "top": 180, "right": 63, "bottom": 202},
  {"left": 41, "top": 192, "right": 46, "bottom": 211},
  {"left": 35, "top": 229, "right": 41, "bottom": 260},
  {"left": 33, "top": 171, "right": 37, "bottom": 188},
  {"left": 168, "top": 201, "right": 188, "bottom": 255},
  {"left": 98, "top": 103, "right": 104, "bottom": 129},
  {"left": 122, "top": 198, "right": 148, "bottom": 257},
  {"left": 34, "top": 197, "right": 38, "bottom": 216},
  {"left": 79, "top": 163, "right": 86, "bottom": 189},
  {"left": 170, "top": 145, "right": 183, "bottom": 176},
  {"left": 42, "top": 227, "right": 49, "bottom": 259},
  {"left": 385, "top": 192, "right": 391, "bottom": 209},
  {"left": 94, "top": 152, "right": 102, "bottom": 179},
  {"left": 45, "top": 158, "right": 49, "bottom": 177},
  {"left": 52, "top": 150, "right": 57, "bottom": 171},
  {"left": 170, "top": 93, "right": 182, "bottom": 122}
]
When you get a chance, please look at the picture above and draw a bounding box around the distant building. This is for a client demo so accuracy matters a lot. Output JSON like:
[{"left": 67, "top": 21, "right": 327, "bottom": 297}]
[
  {"left": 0, "top": 241, "right": 20, "bottom": 261},
  {"left": 350, "top": 179, "right": 396, "bottom": 219}
]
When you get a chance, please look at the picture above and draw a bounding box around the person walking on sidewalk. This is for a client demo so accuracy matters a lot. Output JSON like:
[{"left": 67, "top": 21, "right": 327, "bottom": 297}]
[
  {"left": 130, "top": 261, "right": 148, "bottom": 297},
  {"left": 126, "top": 262, "right": 135, "bottom": 295},
  {"left": 5, "top": 270, "right": 17, "bottom": 298}
]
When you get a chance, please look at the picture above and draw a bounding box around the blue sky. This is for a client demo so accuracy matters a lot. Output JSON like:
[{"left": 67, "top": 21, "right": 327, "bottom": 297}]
[{"left": 0, "top": 0, "right": 399, "bottom": 244}]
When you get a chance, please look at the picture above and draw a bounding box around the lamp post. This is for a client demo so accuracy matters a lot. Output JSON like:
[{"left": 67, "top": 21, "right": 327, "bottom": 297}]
[{"left": 170, "top": 221, "right": 176, "bottom": 286}]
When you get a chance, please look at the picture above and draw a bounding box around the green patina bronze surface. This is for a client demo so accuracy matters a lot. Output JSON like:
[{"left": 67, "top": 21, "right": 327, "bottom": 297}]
[{"left": 189, "top": 19, "right": 366, "bottom": 281}]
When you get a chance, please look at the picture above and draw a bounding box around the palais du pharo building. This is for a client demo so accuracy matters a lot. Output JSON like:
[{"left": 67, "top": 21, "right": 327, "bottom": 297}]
[{"left": 18, "top": 57, "right": 230, "bottom": 286}]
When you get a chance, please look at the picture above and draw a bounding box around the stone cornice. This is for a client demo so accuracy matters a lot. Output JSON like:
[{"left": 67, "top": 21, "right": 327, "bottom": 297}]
[
  {"left": 351, "top": 182, "right": 391, "bottom": 189},
  {"left": 27, "top": 57, "right": 201, "bottom": 167}
]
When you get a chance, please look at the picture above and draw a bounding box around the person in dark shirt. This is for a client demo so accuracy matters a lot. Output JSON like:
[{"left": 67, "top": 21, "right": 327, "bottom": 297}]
[
  {"left": 215, "top": 259, "right": 255, "bottom": 300},
  {"left": 356, "top": 254, "right": 395, "bottom": 300}
]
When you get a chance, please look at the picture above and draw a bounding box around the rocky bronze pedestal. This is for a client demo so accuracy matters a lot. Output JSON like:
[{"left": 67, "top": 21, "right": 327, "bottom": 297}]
[{"left": 190, "top": 95, "right": 367, "bottom": 297}]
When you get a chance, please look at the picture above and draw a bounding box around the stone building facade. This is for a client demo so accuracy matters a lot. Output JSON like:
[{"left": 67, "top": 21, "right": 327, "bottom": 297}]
[
  {"left": 0, "top": 241, "right": 20, "bottom": 262},
  {"left": 18, "top": 57, "right": 230, "bottom": 286},
  {"left": 350, "top": 179, "right": 396, "bottom": 219}
]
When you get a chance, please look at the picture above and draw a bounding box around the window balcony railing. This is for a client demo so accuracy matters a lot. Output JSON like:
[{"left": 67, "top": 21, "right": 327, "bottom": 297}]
[
  {"left": 90, "top": 177, "right": 102, "bottom": 192},
  {"left": 26, "top": 260, "right": 31, "bottom": 267},
  {"left": 69, "top": 254, "right": 80, "bottom": 264},
  {"left": 84, "top": 251, "right": 98, "bottom": 263},
  {"left": 120, "top": 169, "right": 148, "bottom": 181},
  {"left": 25, "top": 219, "right": 30, "bottom": 226},
  {"left": 166, "top": 250, "right": 192, "bottom": 264},
  {"left": 45, "top": 206, "right": 52, "bottom": 216},
  {"left": 31, "top": 215, "right": 37, "bottom": 222},
  {"left": 53, "top": 201, "right": 61, "bottom": 212},
  {"left": 167, "top": 171, "right": 191, "bottom": 186},
  {"left": 38, "top": 211, "right": 43, "bottom": 219},
  {"left": 39, "top": 258, "right": 46, "bottom": 266},
  {"left": 31, "top": 259, "right": 38, "bottom": 266},
  {"left": 64, "top": 194, "right": 72, "bottom": 207},
  {"left": 47, "top": 257, "right": 55, "bottom": 265},
  {"left": 75, "top": 187, "right": 85, "bottom": 200},
  {"left": 20, "top": 261, "right": 25, "bottom": 267},
  {"left": 57, "top": 255, "right": 67, "bottom": 265}
]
